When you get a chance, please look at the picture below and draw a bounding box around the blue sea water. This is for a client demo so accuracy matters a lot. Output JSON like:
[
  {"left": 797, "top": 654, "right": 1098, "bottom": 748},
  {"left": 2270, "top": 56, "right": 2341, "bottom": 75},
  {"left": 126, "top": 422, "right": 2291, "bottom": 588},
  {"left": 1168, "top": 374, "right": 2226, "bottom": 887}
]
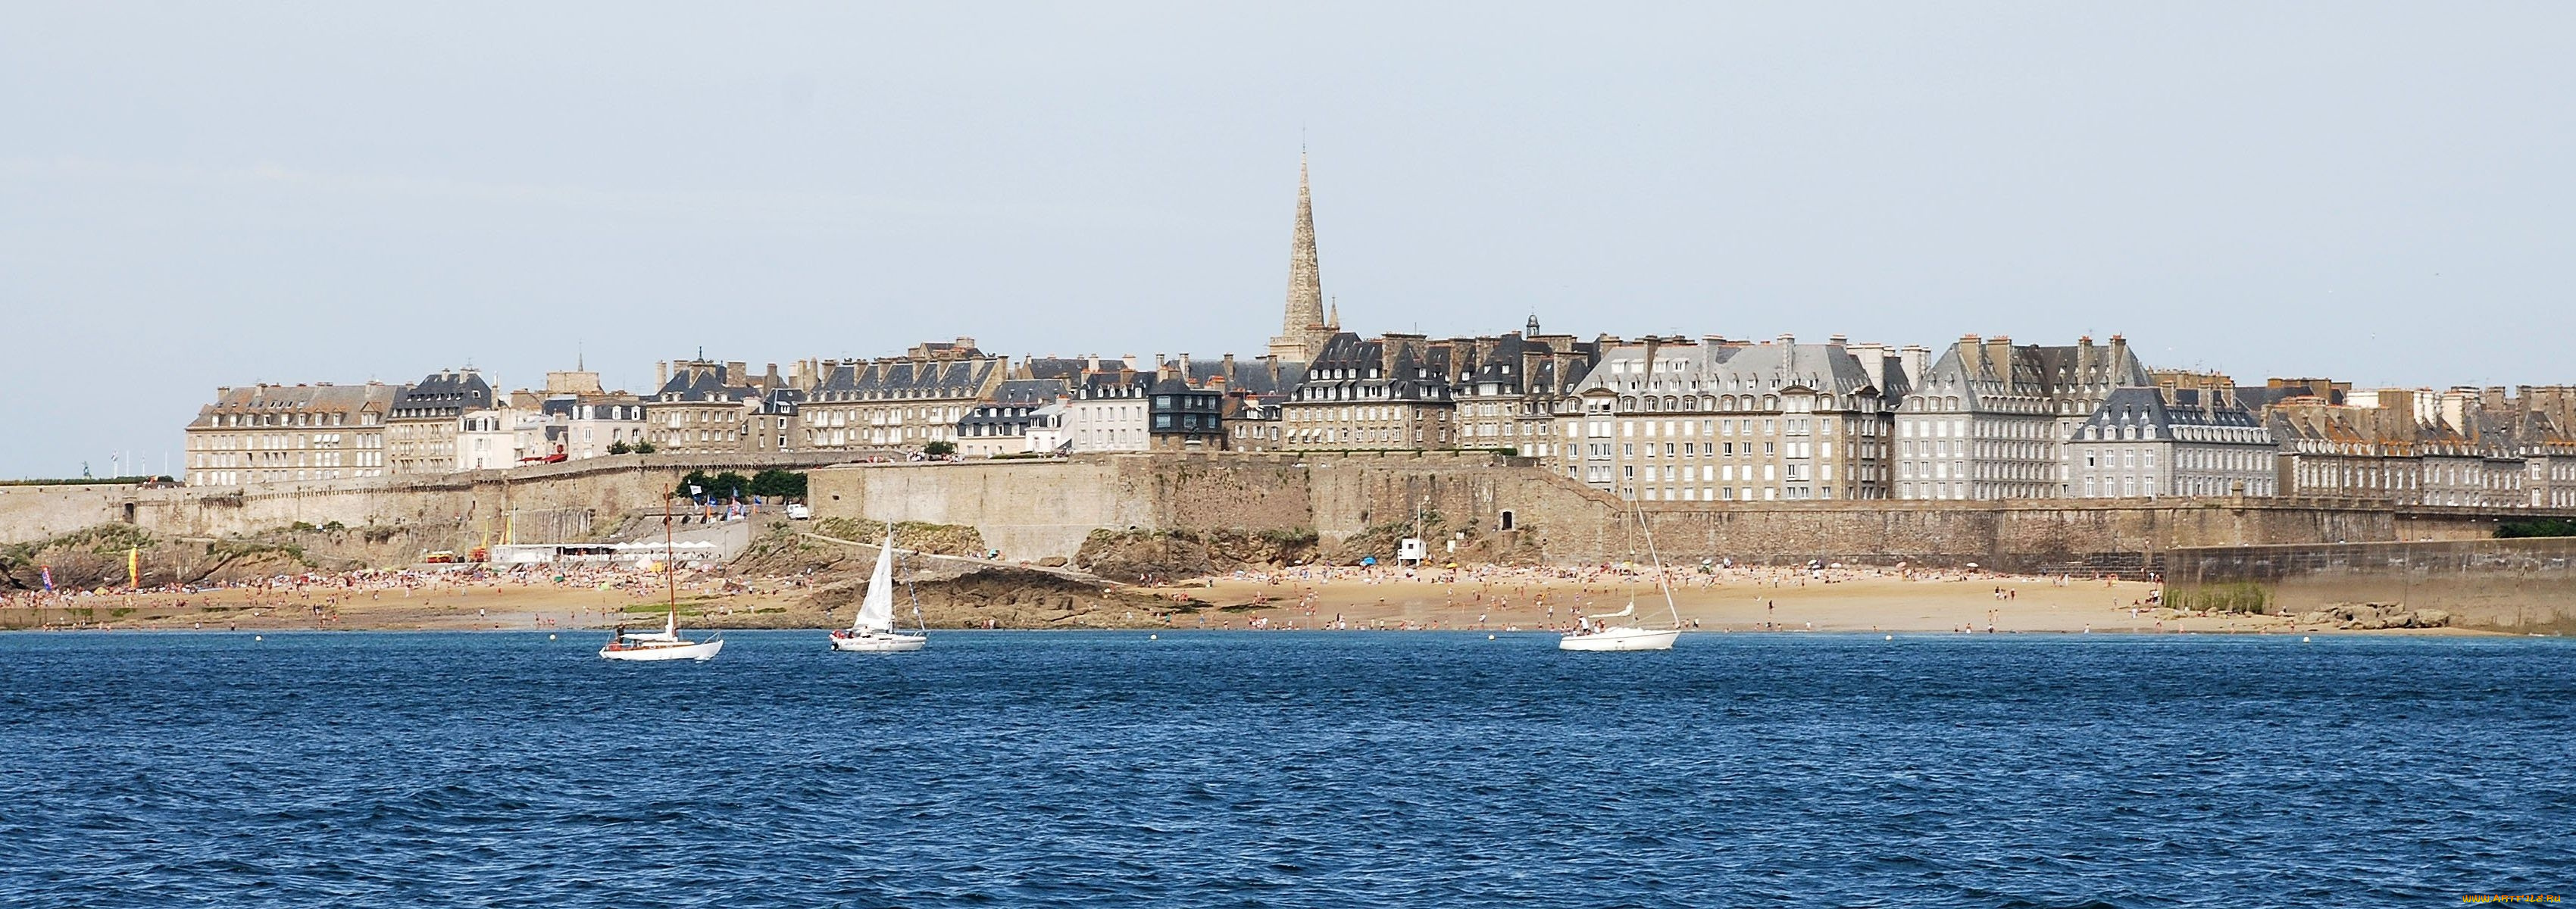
[{"left": 2, "top": 631, "right": 2571, "bottom": 907}]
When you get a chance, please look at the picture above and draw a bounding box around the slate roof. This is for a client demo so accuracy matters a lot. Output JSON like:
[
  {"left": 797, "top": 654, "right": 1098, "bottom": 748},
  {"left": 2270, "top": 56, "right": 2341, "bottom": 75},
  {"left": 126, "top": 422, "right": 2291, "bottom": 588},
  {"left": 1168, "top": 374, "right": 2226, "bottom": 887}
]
[
  {"left": 1905, "top": 339, "right": 2149, "bottom": 414},
  {"left": 391, "top": 370, "right": 494, "bottom": 420},
  {"left": 1574, "top": 339, "right": 1883, "bottom": 401},
  {"left": 1018, "top": 358, "right": 1089, "bottom": 381},
  {"left": 655, "top": 362, "right": 752, "bottom": 402},
  {"left": 1176, "top": 357, "right": 1305, "bottom": 395},
  {"left": 2077, "top": 386, "right": 2270, "bottom": 443},
  {"left": 809, "top": 356, "right": 1001, "bottom": 401},
  {"left": 1291, "top": 333, "right": 1455, "bottom": 403},
  {"left": 189, "top": 383, "right": 401, "bottom": 429}
]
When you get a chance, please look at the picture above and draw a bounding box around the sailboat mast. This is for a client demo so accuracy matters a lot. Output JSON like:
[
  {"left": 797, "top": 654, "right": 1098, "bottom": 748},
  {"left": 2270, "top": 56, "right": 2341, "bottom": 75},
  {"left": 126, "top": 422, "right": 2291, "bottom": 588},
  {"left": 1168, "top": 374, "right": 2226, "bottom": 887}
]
[
  {"left": 1637, "top": 505, "right": 1681, "bottom": 629},
  {"left": 664, "top": 492, "right": 677, "bottom": 610}
]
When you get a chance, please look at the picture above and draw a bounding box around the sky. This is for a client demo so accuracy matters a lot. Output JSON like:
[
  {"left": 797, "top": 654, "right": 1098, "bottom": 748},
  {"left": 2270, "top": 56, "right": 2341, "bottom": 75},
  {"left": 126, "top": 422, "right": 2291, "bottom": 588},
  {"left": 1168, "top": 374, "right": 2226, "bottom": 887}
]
[{"left": 4, "top": 3, "right": 2573, "bottom": 479}]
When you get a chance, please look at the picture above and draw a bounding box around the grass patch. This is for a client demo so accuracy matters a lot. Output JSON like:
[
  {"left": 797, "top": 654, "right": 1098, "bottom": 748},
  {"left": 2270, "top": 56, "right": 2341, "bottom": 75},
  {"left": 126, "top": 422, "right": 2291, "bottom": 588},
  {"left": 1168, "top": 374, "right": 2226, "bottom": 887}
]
[{"left": 2167, "top": 581, "right": 2273, "bottom": 614}]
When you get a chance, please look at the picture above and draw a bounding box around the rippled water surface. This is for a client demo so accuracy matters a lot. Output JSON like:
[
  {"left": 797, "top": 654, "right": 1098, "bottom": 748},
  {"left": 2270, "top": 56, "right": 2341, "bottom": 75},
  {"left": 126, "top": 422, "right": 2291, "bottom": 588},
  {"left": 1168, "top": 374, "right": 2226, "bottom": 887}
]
[{"left": 3, "top": 630, "right": 2571, "bottom": 907}]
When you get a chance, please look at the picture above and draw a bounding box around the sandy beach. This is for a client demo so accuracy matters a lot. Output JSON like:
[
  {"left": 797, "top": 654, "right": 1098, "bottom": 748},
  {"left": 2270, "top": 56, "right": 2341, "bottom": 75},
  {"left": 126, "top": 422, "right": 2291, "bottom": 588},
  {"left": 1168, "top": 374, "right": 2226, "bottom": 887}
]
[{"left": 0, "top": 561, "right": 2488, "bottom": 636}]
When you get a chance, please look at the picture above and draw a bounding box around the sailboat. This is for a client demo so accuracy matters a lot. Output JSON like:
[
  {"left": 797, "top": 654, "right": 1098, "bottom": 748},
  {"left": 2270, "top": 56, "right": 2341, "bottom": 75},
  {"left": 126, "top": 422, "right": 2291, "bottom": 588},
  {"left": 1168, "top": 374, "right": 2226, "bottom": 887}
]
[
  {"left": 1561, "top": 506, "right": 1683, "bottom": 652},
  {"left": 599, "top": 604, "right": 724, "bottom": 661},
  {"left": 830, "top": 530, "right": 927, "bottom": 652},
  {"left": 600, "top": 495, "right": 723, "bottom": 661}
]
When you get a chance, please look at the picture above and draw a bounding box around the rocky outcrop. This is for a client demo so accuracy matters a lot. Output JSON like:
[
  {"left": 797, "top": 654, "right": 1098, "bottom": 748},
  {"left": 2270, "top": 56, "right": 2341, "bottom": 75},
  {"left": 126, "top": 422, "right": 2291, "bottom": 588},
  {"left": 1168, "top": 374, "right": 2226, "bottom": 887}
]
[
  {"left": 0, "top": 524, "right": 332, "bottom": 591},
  {"left": 1074, "top": 529, "right": 1318, "bottom": 583},
  {"left": 801, "top": 563, "right": 1194, "bottom": 629},
  {"left": 809, "top": 517, "right": 986, "bottom": 557},
  {"left": 2295, "top": 603, "right": 2453, "bottom": 629}
]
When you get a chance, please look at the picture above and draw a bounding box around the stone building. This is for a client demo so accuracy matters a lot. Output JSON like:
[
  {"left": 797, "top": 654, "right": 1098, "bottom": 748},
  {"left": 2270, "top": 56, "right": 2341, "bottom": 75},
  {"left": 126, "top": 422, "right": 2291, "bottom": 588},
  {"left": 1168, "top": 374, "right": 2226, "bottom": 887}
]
[
  {"left": 2065, "top": 376, "right": 2277, "bottom": 499},
  {"left": 1148, "top": 368, "right": 1226, "bottom": 451},
  {"left": 1558, "top": 335, "right": 1899, "bottom": 501},
  {"left": 2498, "top": 386, "right": 2576, "bottom": 508},
  {"left": 1225, "top": 394, "right": 1287, "bottom": 452},
  {"left": 183, "top": 382, "right": 399, "bottom": 486},
  {"left": 2238, "top": 376, "right": 2351, "bottom": 412},
  {"left": 549, "top": 393, "right": 649, "bottom": 460},
  {"left": 1171, "top": 351, "right": 1303, "bottom": 453},
  {"left": 1447, "top": 319, "right": 1602, "bottom": 458},
  {"left": 957, "top": 378, "right": 1070, "bottom": 458},
  {"left": 646, "top": 359, "right": 802, "bottom": 455},
  {"left": 2267, "top": 389, "right": 2536, "bottom": 507},
  {"left": 1281, "top": 333, "right": 1458, "bottom": 450},
  {"left": 1024, "top": 400, "right": 1070, "bottom": 455},
  {"left": 385, "top": 370, "right": 494, "bottom": 475},
  {"left": 527, "top": 368, "right": 649, "bottom": 460},
  {"left": 798, "top": 339, "right": 1006, "bottom": 451},
  {"left": 454, "top": 398, "right": 553, "bottom": 471},
  {"left": 1894, "top": 335, "right": 2151, "bottom": 501},
  {"left": 1063, "top": 364, "right": 1155, "bottom": 452}
]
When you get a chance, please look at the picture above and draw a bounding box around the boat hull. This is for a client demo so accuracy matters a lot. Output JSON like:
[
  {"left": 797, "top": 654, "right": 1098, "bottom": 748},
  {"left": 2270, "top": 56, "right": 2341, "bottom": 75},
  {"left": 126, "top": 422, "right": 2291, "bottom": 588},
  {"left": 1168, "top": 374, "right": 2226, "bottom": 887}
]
[
  {"left": 599, "top": 639, "right": 724, "bottom": 661},
  {"left": 830, "top": 633, "right": 927, "bottom": 652},
  {"left": 1558, "top": 627, "right": 1679, "bottom": 651}
]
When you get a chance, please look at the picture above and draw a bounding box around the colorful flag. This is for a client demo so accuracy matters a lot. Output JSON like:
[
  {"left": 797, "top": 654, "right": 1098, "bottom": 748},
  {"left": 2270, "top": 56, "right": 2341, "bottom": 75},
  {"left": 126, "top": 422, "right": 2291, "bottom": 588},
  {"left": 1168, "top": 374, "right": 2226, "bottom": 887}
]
[
  {"left": 127, "top": 546, "right": 139, "bottom": 588},
  {"left": 39, "top": 566, "right": 52, "bottom": 592}
]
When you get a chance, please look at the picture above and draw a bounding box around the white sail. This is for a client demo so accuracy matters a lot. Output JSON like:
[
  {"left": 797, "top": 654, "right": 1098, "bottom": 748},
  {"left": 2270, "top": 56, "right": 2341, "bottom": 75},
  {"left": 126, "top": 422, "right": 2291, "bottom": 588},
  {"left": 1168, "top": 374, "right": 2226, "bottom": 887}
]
[{"left": 855, "top": 530, "right": 896, "bottom": 633}]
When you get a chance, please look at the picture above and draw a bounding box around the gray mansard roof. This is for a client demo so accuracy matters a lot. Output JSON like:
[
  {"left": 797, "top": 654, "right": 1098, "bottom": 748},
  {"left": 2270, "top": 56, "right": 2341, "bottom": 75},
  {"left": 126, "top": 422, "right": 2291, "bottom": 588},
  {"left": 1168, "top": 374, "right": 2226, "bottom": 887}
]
[
  {"left": 1291, "top": 333, "right": 1455, "bottom": 403},
  {"left": 811, "top": 355, "right": 1000, "bottom": 401},
  {"left": 2077, "top": 386, "right": 2271, "bottom": 445},
  {"left": 1904, "top": 338, "right": 2151, "bottom": 416},
  {"left": 1575, "top": 339, "right": 1883, "bottom": 401},
  {"left": 392, "top": 370, "right": 494, "bottom": 420}
]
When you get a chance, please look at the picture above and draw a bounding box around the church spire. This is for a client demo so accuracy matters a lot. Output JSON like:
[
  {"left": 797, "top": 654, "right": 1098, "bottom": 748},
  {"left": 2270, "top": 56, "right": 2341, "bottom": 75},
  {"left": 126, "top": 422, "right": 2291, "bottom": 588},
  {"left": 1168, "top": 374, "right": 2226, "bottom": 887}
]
[{"left": 1269, "top": 151, "right": 1329, "bottom": 362}]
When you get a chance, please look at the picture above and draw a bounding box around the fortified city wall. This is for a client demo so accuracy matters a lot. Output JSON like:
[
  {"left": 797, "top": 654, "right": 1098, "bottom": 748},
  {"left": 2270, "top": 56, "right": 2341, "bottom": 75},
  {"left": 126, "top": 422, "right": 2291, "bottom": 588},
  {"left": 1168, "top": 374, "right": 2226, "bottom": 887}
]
[
  {"left": 2165, "top": 538, "right": 2576, "bottom": 634},
  {"left": 5, "top": 452, "right": 2559, "bottom": 576},
  {"left": 0, "top": 452, "right": 864, "bottom": 547},
  {"left": 808, "top": 451, "right": 2538, "bottom": 569}
]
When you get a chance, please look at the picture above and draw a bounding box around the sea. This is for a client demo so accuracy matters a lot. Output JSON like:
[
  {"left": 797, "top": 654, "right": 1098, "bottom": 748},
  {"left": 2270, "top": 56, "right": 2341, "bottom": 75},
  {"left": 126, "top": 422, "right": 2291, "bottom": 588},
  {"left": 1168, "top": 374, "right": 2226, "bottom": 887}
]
[{"left": 2, "top": 630, "right": 2569, "bottom": 907}]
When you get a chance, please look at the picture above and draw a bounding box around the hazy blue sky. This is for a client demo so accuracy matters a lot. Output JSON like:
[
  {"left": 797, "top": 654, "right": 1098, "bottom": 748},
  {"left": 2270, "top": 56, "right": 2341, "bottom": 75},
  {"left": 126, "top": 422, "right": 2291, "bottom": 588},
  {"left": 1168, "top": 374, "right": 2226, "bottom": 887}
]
[{"left": 5, "top": 4, "right": 2572, "bottom": 478}]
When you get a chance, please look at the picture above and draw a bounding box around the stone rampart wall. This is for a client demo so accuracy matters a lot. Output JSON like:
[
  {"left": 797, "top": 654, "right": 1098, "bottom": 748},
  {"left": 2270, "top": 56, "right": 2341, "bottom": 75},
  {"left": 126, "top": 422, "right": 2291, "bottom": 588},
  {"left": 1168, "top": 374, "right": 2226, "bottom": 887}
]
[
  {"left": 1, "top": 452, "right": 867, "bottom": 545},
  {"left": 817, "top": 451, "right": 2535, "bottom": 567},
  {"left": 808, "top": 454, "right": 1312, "bottom": 559},
  {"left": 14, "top": 452, "right": 2564, "bottom": 577},
  {"left": 2165, "top": 538, "right": 2576, "bottom": 633}
]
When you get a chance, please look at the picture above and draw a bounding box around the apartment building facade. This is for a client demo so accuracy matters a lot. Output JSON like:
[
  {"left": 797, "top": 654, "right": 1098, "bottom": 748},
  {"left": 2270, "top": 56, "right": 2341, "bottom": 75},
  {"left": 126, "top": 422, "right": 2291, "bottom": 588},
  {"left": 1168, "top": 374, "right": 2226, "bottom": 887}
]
[
  {"left": 1894, "top": 335, "right": 2150, "bottom": 501},
  {"left": 184, "top": 382, "right": 399, "bottom": 486},
  {"left": 1558, "top": 335, "right": 1900, "bottom": 501},
  {"left": 799, "top": 339, "right": 1005, "bottom": 451},
  {"left": 2065, "top": 381, "right": 2278, "bottom": 499},
  {"left": 1280, "top": 333, "right": 1458, "bottom": 450},
  {"left": 384, "top": 370, "right": 494, "bottom": 475}
]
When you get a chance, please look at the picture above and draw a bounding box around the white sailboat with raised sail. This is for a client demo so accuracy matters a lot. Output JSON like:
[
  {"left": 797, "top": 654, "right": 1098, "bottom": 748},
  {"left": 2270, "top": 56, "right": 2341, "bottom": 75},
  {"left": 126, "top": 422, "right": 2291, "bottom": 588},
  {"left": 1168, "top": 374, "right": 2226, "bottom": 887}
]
[
  {"left": 830, "top": 529, "right": 927, "bottom": 652},
  {"left": 1561, "top": 505, "right": 1683, "bottom": 652}
]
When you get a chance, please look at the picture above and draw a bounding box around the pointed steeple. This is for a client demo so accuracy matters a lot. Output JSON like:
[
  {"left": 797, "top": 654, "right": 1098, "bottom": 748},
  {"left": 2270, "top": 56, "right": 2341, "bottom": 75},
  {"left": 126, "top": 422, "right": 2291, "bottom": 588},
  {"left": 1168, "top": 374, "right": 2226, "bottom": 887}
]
[{"left": 1269, "top": 152, "right": 1329, "bottom": 362}]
